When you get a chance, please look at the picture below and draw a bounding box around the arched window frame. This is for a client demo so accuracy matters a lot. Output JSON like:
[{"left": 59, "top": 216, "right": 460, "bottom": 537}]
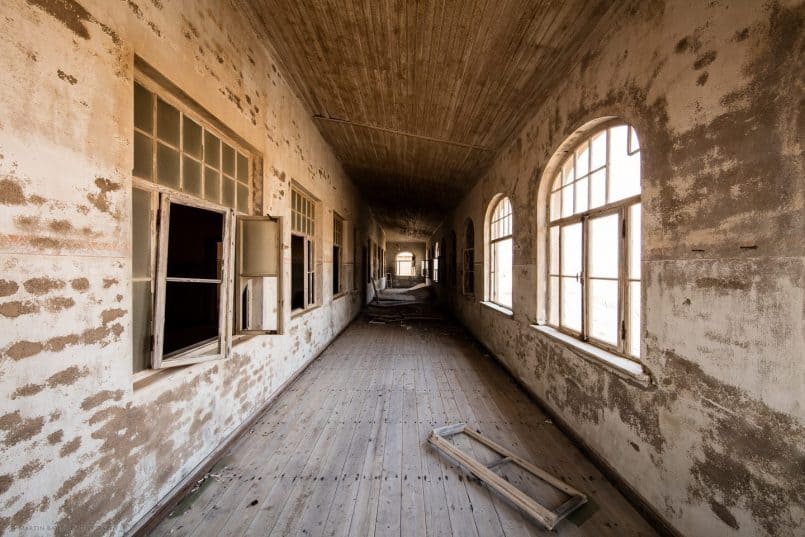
[
  {"left": 544, "top": 119, "right": 642, "bottom": 359},
  {"left": 486, "top": 195, "right": 513, "bottom": 309},
  {"left": 463, "top": 218, "right": 475, "bottom": 296}
]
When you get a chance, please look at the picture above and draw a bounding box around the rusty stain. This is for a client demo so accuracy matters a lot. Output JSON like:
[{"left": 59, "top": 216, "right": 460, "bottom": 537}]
[
  {"left": 0, "top": 300, "right": 40, "bottom": 318},
  {"left": 11, "top": 383, "right": 45, "bottom": 399},
  {"left": 0, "top": 412, "right": 45, "bottom": 446},
  {"left": 0, "top": 474, "right": 11, "bottom": 496},
  {"left": 47, "top": 430, "right": 64, "bottom": 444},
  {"left": 23, "top": 277, "right": 65, "bottom": 295},
  {"left": 58, "top": 437, "right": 81, "bottom": 457},
  {"left": 70, "top": 277, "right": 90, "bottom": 291},
  {"left": 80, "top": 390, "right": 124, "bottom": 411},
  {"left": 5, "top": 341, "right": 45, "bottom": 360},
  {"left": 17, "top": 460, "right": 44, "bottom": 479},
  {"left": 0, "top": 178, "right": 26, "bottom": 205},
  {"left": 100, "top": 308, "right": 125, "bottom": 325},
  {"left": 47, "top": 366, "right": 89, "bottom": 388},
  {"left": 0, "top": 280, "right": 18, "bottom": 297},
  {"left": 46, "top": 296, "right": 75, "bottom": 312}
]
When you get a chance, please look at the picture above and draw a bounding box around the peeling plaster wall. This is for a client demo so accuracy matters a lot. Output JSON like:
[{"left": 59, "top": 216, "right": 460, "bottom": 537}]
[
  {"left": 0, "top": 0, "right": 384, "bottom": 535},
  {"left": 433, "top": 1, "right": 804, "bottom": 536}
]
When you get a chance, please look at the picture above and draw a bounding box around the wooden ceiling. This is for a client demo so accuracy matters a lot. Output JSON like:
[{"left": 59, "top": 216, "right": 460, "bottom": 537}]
[{"left": 242, "top": 0, "right": 627, "bottom": 239}]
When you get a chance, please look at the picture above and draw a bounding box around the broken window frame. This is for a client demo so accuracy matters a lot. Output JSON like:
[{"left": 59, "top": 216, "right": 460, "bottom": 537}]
[
  {"left": 235, "top": 215, "right": 282, "bottom": 335},
  {"left": 151, "top": 192, "right": 234, "bottom": 370},
  {"left": 546, "top": 121, "right": 641, "bottom": 359}
]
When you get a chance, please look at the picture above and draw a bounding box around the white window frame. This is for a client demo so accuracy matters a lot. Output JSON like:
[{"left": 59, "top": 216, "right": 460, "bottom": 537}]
[
  {"left": 547, "top": 121, "right": 641, "bottom": 359},
  {"left": 488, "top": 196, "right": 513, "bottom": 308},
  {"left": 291, "top": 186, "right": 318, "bottom": 312},
  {"left": 236, "top": 215, "right": 282, "bottom": 335}
]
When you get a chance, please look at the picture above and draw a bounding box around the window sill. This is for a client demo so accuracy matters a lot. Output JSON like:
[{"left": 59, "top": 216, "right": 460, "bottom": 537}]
[
  {"left": 291, "top": 303, "right": 321, "bottom": 319},
  {"left": 480, "top": 301, "right": 514, "bottom": 318},
  {"left": 530, "top": 324, "right": 652, "bottom": 387},
  {"left": 333, "top": 291, "right": 347, "bottom": 301}
]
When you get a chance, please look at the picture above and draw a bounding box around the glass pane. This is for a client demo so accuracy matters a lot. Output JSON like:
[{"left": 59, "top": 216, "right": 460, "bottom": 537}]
[
  {"left": 609, "top": 125, "right": 640, "bottom": 202},
  {"left": 237, "top": 153, "right": 249, "bottom": 183},
  {"left": 237, "top": 183, "right": 249, "bottom": 214},
  {"left": 550, "top": 190, "right": 561, "bottom": 221},
  {"left": 163, "top": 281, "right": 219, "bottom": 356},
  {"left": 575, "top": 175, "right": 588, "bottom": 213},
  {"left": 589, "top": 213, "right": 619, "bottom": 278},
  {"left": 630, "top": 203, "right": 641, "bottom": 279},
  {"left": 562, "top": 158, "right": 574, "bottom": 186},
  {"left": 493, "top": 238, "right": 512, "bottom": 308},
  {"left": 183, "top": 156, "right": 202, "bottom": 197},
  {"left": 183, "top": 117, "right": 202, "bottom": 159},
  {"left": 549, "top": 276, "right": 559, "bottom": 325},
  {"left": 134, "top": 83, "right": 153, "bottom": 133},
  {"left": 204, "top": 131, "right": 220, "bottom": 168},
  {"left": 222, "top": 177, "right": 236, "bottom": 208},
  {"left": 156, "top": 98, "right": 180, "bottom": 146},
  {"left": 132, "top": 189, "right": 151, "bottom": 278},
  {"left": 156, "top": 143, "right": 180, "bottom": 189},
  {"left": 222, "top": 143, "right": 235, "bottom": 177},
  {"left": 132, "top": 279, "right": 152, "bottom": 373},
  {"left": 589, "top": 279, "right": 619, "bottom": 345},
  {"left": 549, "top": 226, "right": 559, "bottom": 274},
  {"left": 575, "top": 142, "right": 589, "bottom": 178},
  {"left": 590, "top": 168, "right": 606, "bottom": 209},
  {"left": 241, "top": 218, "right": 279, "bottom": 275},
  {"left": 133, "top": 132, "right": 153, "bottom": 180},
  {"left": 204, "top": 166, "right": 220, "bottom": 202},
  {"left": 560, "top": 276, "right": 581, "bottom": 331},
  {"left": 560, "top": 223, "right": 581, "bottom": 276},
  {"left": 561, "top": 184, "right": 574, "bottom": 218},
  {"left": 591, "top": 130, "right": 606, "bottom": 170},
  {"left": 629, "top": 281, "right": 641, "bottom": 357}
]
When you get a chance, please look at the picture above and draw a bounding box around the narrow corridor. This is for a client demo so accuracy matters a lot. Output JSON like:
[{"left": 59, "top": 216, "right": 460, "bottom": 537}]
[{"left": 151, "top": 293, "right": 657, "bottom": 536}]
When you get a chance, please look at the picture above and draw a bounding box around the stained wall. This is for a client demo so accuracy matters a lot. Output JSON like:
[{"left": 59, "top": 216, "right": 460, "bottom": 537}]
[
  {"left": 432, "top": 1, "right": 804, "bottom": 536},
  {"left": 0, "top": 0, "right": 384, "bottom": 534}
]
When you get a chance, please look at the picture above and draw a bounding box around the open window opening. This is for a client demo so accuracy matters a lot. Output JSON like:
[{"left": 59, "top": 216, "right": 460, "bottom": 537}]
[
  {"left": 395, "top": 251, "right": 415, "bottom": 276},
  {"left": 333, "top": 213, "right": 344, "bottom": 296},
  {"left": 488, "top": 196, "right": 513, "bottom": 309},
  {"left": 237, "top": 216, "right": 280, "bottom": 333},
  {"left": 433, "top": 241, "right": 440, "bottom": 282},
  {"left": 291, "top": 187, "right": 317, "bottom": 312}
]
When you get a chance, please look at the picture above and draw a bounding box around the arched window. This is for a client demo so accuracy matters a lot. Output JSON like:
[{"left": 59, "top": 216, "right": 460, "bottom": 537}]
[
  {"left": 488, "top": 196, "right": 513, "bottom": 308},
  {"left": 395, "top": 252, "right": 415, "bottom": 276},
  {"left": 463, "top": 219, "right": 475, "bottom": 295},
  {"left": 433, "top": 241, "right": 440, "bottom": 282},
  {"left": 548, "top": 122, "right": 641, "bottom": 357}
]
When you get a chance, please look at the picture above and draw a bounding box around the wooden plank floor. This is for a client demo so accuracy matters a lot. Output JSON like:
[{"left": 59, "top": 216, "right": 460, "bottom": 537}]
[{"left": 150, "top": 312, "right": 658, "bottom": 537}]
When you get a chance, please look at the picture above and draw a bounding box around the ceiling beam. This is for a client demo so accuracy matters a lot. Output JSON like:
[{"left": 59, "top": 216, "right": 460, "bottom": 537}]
[{"left": 312, "top": 115, "right": 496, "bottom": 152}]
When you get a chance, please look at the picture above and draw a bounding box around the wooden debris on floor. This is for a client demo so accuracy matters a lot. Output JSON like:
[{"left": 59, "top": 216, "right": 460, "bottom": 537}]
[{"left": 428, "top": 423, "right": 588, "bottom": 531}]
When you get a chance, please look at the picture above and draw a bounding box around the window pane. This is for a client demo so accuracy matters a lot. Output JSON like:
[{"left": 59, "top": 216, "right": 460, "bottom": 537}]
[
  {"left": 549, "top": 276, "right": 559, "bottom": 325},
  {"left": 132, "top": 279, "right": 152, "bottom": 373},
  {"left": 156, "top": 99, "right": 180, "bottom": 147},
  {"left": 590, "top": 168, "right": 606, "bottom": 209},
  {"left": 222, "top": 143, "right": 236, "bottom": 177},
  {"left": 589, "top": 213, "right": 619, "bottom": 278},
  {"left": 237, "top": 183, "right": 249, "bottom": 214},
  {"left": 560, "top": 276, "right": 581, "bottom": 331},
  {"left": 204, "top": 131, "right": 220, "bottom": 168},
  {"left": 550, "top": 190, "right": 561, "bottom": 221},
  {"left": 237, "top": 153, "right": 249, "bottom": 183},
  {"left": 575, "top": 175, "right": 588, "bottom": 213},
  {"left": 133, "top": 132, "right": 153, "bottom": 180},
  {"left": 575, "top": 142, "right": 589, "bottom": 178},
  {"left": 134, "top": 83, "right": 153, "bottom": 133},
  {"left": 132, "top": 188, "right": 151, "bottom": 278},
  {"left": 204, "top": 167, "right": 220, "bottom": 202},
  {"left": 291, "top": 235, "right": 304, "bottom": 309},
  {"left": 222, "top": 177, "right": 236, "bottom": 208},
  {"left": 562, "top": 158, "right": 574, "bottom": 186},
  {"left": 561, "top": 184, "right": 574, "bottom": 217},
  {"left": 591, "top": 130, "right": 606, "bottom": 170},
  {"left": 629, "top": 281, "right": 641, "bottom": 357},
  {"left": 589, "top": 279, "right": 619, "bottom": 345},
  {"left": 183, "top": 117, "right": 202, "bottom": 159},
  {"left": 629, "top": 203, "right": 641, "bottom": 279},
  {"left": 163, "top": 281, "right": 219, "bottom": 355},
  {"left": 493, "top": 238, "right": 512, "bottom": 308},
  {"left": 166, "top": 203, "right": 223, "bottom": 279},
  {"left": 156, "top": 143, "right": 180, "bottom": 189},
  {"left": 241, "top": 218, "right": 279, "bottom": 275},
  {"left": 560, "top": 223, "right": 581, "bottom": 276},
  {"left": 549, "top": 226, "right": 559, "bottom": 274},
  {"left": 609, "top": 125, "right": 640, "bottom": 202},
  {"left": 183, "top": 156, "right": 202, "bottom": 197}
]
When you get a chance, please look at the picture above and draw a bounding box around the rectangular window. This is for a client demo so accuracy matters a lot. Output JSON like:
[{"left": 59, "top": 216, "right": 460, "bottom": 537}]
[
  {"left": 333, "top": 213, "right": 344, "bottom": 296},
  {"left": 236, "top": 216, "right": 280, "bottom": 333},
  {"left": 291, "top": 187, "right": 317, "bottom": 311},
  {"left": 132, "top": 73, "right": 262, "bottom": 373}
]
